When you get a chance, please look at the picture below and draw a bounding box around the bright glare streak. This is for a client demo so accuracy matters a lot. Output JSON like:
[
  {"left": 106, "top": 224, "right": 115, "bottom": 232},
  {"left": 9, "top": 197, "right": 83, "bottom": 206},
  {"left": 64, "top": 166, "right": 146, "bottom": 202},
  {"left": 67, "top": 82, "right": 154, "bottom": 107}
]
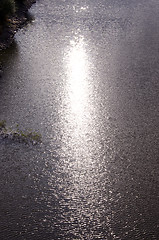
[
  {"left": 73, "top": 5, "right": 89, "bottom": 13},
  {"left": 67, "top": 36, "right": 89, "bottom": 123}
]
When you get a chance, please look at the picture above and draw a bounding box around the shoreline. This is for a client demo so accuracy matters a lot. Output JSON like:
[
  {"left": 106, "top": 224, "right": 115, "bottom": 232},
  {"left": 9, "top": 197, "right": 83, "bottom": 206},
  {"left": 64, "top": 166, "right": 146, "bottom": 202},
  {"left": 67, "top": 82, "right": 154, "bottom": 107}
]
[{"left": 0, "top": 0, "right": 36, "bottom": 51}]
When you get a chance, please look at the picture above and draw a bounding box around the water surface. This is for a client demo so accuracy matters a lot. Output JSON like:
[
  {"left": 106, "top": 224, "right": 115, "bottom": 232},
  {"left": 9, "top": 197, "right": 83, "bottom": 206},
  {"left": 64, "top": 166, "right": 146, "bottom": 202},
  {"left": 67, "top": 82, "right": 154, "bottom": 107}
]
[{"left": 0, "top": 0, "right": 159, "bottom": 239}]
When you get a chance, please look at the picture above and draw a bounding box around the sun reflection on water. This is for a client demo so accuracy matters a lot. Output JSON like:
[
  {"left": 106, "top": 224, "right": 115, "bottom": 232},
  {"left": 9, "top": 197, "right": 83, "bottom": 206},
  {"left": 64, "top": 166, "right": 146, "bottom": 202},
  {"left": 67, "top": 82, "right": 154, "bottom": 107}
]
[
  {"left": 73, "top": 5, "right": 89, "bottom": 13},
  {"left": 66, "top": 35, "right": 90, "bottom": 126}
]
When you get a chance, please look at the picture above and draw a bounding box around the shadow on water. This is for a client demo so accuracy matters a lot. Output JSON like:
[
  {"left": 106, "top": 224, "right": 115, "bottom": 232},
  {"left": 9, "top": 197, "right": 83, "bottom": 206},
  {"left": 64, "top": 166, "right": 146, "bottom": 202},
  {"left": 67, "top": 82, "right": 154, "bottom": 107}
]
[
  {"left": 25, "top": 11, "right": 35, "bottom": 24},
  {"left": 0, "top": 10, "right": 35, "bottom": 73},
  {"left": 0, "top": 41, "right": 19, "bottom": 68}
]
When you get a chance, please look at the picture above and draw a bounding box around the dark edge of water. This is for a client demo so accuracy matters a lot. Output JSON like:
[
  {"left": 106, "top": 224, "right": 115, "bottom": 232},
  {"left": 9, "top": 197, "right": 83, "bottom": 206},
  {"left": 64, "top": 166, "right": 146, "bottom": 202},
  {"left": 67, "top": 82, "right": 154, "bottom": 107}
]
[{"left": 0, "top": 0, "right": 36, "bottom": 51}]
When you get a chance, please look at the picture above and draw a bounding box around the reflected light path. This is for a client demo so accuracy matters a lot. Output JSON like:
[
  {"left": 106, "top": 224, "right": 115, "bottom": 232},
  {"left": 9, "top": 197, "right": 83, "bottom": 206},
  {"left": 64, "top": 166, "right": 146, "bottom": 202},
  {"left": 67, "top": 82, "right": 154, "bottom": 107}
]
[
  {"left": 62, "top": 33, "right": 99, "bottom": 168},
  {"left": 66, "top": 35, "right": 91, "bottom": 129},
  {"left": 57, "top": 34, "right": 108, "bottom": 238}
]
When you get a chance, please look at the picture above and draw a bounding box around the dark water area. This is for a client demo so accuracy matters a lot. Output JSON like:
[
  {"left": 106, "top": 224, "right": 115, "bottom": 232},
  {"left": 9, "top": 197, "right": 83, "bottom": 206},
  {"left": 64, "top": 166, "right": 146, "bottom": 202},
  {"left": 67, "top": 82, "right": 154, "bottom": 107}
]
[{"left": 0, "top": 0, "right": 159, "bottom": 239}]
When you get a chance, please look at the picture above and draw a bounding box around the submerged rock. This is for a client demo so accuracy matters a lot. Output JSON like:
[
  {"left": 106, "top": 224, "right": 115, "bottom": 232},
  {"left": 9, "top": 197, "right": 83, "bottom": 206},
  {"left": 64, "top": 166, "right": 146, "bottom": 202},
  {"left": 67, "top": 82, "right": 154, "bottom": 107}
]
[{"left": 0, "top": 122, "right": 41, "bottom": 145}]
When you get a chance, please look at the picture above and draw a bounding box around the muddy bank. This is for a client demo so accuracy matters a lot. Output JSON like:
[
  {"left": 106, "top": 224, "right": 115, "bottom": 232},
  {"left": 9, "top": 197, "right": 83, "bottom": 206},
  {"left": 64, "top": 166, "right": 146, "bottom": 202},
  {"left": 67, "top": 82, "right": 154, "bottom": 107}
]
[{"left": 0, "top": 0, "right": 36, "bottom": 50}]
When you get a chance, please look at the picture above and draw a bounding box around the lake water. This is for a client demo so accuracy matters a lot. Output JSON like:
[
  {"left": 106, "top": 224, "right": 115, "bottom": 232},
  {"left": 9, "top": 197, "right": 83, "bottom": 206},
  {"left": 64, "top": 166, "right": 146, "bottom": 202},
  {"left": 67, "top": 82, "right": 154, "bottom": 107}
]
[{"left": 0, "top": 0, "right": 159, "bottom": 239}]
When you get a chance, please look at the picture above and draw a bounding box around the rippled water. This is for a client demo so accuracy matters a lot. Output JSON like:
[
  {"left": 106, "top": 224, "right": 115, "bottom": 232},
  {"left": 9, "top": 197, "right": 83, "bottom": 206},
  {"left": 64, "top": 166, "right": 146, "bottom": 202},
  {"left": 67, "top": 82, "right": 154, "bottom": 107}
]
[{"left": 0, "top": 0, "right": 159, "bottom": 239}]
